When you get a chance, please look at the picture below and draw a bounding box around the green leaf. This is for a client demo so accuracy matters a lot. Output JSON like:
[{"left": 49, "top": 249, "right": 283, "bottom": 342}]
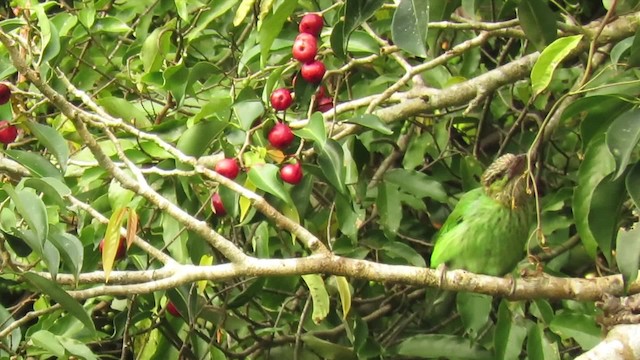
[
  {"left": 163, "top": 64, "right": 189, "bottom": 106},
  {"left": 391, "top": 0, "right": 429, "bottom": 57},
  {"left": 317, "top": 139, "right": 348, "bottom": 195},
  {"left": 627, "top": 163, "right": 640, "bottom": 209},
  {"left": 527, "top": 323, "right": 561, "bottom": 360},
  {"left": 96, "top": 97, "right": 152, "bottom": 128},
  {"left": 549, "top": 313, "right": 601, "bottom": 350},
  {"left": 176, "top": 119, "right": 227, "bottom": 168},
  {"left": 606, "top": 109, "right": 640, "bottom": 179},
  {"left": 377, "top": 182, "right": 402, "bottom": 237},
  {"left": 628, "top": 27, "right": 640, "bottom": 67},
  {"left": 48, "top": 227, "right": 84, "bottom": 283},
  {"left": 4, "top": 150, "right": 63, "bottom": 181},
  {"left": 456, "top": 292, "right": 492, "bottom": 339},
  {"left": 573, "top": 135, "right": 615, "bottom": 258},
  {"left": 5, "top": 185, "right": 49, "bottom": 244},
  {"left": 175, "top": 0, "right": 188, "bottom": 21},
  {"left": 31, "top": 330, "right": 65, "bottom": 357},
  {"left": 43, "top": 240, "right": 61, "bottom": 280},
  {"left": 23, "top": 272, "right": 96, "bottom": 334},
  {"left": 248, "top": 164, "right": 292, "bottom": 203},
  {"left": 25, "top": 121, "right": 70, "bottom": 171},
  {"left": 301, "top": 274, "right": 330, "bottom": 324},
  {"left": 186, "top": 0, "right": 237, "bottom": 42},
  {"left": 301, "top": 334, "right": 357, "bottom": 360},
  {"left": 531, "top": 35, "right": 583, "bottom": 96},
  {"left": 588, "top": 174, "right": 626, "bottom": 265},
  {"left": 56, "top": 336, "right": 98, "bottom": 360},
  {"left": 342, "top": 0, "right": 386, "bottom": 56},
  {"left": 381, "top": 241, "right": 426, "bottom": 267},
  {"left": 616, "top": 224, "right": 640, "bottom": 289},
  {"left": 384, "top": 168, "right": 448, "bottom": 202},
  {"left": 393, "top": 334, "right": 492, "bottom": 359},
  {"left": 141, "top": 27, "right": 173, "bottom": 73},
  {"left": 495, "top": 300, "right": 528, "bottom": 360},
  {"left": 0, "top": 303, "right": 21, "bottom": 352},
  {"left": 93, "top": 16, "right": 131, "bottom": 33},
  {"left": 227, "top": 278, "right": 267, "bottom": 308},
  {"left": 294, "top": 112, "right": 326, "bottom": 145},
  {"left": 233, "top": 100, "right": 264, "bottom": 131},
  {"left": 518, "top": 0, "right": 557, "bottom": 50},
  {"left": 233, "top": 0, "right": 256, "bottom": 26},
  {"left": 258, "top": 0, "right": 297, "bottom": 66},
  {"left": 346, "top": 114, "right": 393, "bottom": 135},
  {"left": 0, "top": 18, "right": 27, "bottom": 32}
]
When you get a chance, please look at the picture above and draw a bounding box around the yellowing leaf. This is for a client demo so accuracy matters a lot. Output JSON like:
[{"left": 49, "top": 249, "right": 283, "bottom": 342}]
[
  {"left": 233, "top": 0, "right": 256, "bottom": 26},
  {"left": 282, "top": 203, "right": 299, "bottom": 244},
  {"left": 266, "top": 149, "right": 286, "bottom": 164},
  {"left": 302, "top": 274, "right": 330, "bottom": 324},
  {"left": 240, "top": 179, "right": 257, "bottom": 222},
  {"left": 103, "top": 208, "right": 127, "bottom": 282},
  {"left": 198, "top": 255, "right": 214, "bottom": 294},
  {"left": 334, "top": 276, "right": 352, "bottom": 319}
]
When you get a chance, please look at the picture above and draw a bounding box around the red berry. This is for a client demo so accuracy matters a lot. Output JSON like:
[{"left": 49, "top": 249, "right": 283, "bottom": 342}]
[
  {"left": 0, "top": 121, "right": 17, "bottom": 144},
  {"left": 301, "top": 60, "right": 326, "bottom": 84},
  {"left": 270, "top": 88, "right": 293, "bottom": 111},
  {"left": 268, "top": 122, "right": 295, "bottom": 149},
  {"left": 211, "top": 193, "right": 227, "bottom": 216},
  {"left": 280, "top": 162, "right": 303, "bottom": 184},
  {"left": 0, "top": 84, "right": 11, "bottom": 105},
  {"left": 292, "top": 33, "right": 318, "bottom": 63},
  {"left": 166, "top": 301, "right": 181, "bottom": 317},
  {"left": 299, "top": 13, "right": 323, "bottom": 36},
  {"left": 215, "top": 158, "right": 240, "bottom": 179},
  {"left": 315, "top": 86, "right": 327, "bottom": 99},
  {"left": 99, "top": 236, "right": 127, "bottom": 260},
  {"left": 316, "top": 96, "right": 334, "bottom": 113}
]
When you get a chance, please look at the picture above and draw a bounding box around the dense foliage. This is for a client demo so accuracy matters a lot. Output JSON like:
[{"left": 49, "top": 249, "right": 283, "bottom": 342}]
[{"left": 0, "top": 0, "right": 640, "bottom": 359}]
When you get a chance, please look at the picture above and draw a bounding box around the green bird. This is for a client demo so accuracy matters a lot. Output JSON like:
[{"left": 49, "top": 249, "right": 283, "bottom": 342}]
[{"left": 430, "top": 153, "right": 533, "bottom": 277}]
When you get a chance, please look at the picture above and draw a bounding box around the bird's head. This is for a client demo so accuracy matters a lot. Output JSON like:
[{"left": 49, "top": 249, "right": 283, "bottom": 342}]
[{"left": 480, "top": 153, "right": 529, "bottom": 207}]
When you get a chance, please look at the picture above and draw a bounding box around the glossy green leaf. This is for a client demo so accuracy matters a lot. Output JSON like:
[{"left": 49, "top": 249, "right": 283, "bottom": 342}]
[
  {"left": 330, "top": 20, "right": 347, "bottom": 59},
  {"left": 233, "top": 100, "right": 264, "bottom": 130},
  {"left": 163, "top": 64, "right": 189, "bottom": 106},
  {"left": 627, "top": 28, "right": 640, "bottom": 67},
  {"left": 382, "top": 241, "right": 426, "bottom": 267},
  {"left": 96, "top": 97, "right": 151, "bottom": 128},
  {"left": 175, "top": 0, "right": 188, "bottom": 21},
  {"left": 48, "top": 227, "right": 84, "bottom": 282},
  {"left": 93, "top": 17, "right": 131, "bottom": 33},
  {"left": 0, "top": 18, "right": 27, "bottom": 32},
  {"left": 248, "top": 164, "right": 292, "bottom": 203},
  {"left": 294, "top": 112, "right": 326, "bottom": 145},
  {"left": 186, "top": 0, "right": 237, "bottom": 42},
  {"left": 233, "top": 0, "right": 256, "bottom": 26},
  {"left": 495, "top": 301, "right": 528, "bottom": 360},
  {"left": 457, "top": 292, "right": 492, "bottom": 339},
  {"left": 258, "top": 0, "right": 297, "bottom": 66},
  {"left": 531, "top": 35, "right": 583, "bottom": 96},
  {"left": 573, "top": 135, "right": 615, "bottom": 258},
  {"left": 5, "top": 150, "right": 63, "bottom": 181},
  {"left": 176, "top": 119, "right": 226, "bottom": 166},
  {"left": 346, "top": 114, "right": 393, "bottom": 135},
  {"left": 518, "top": 0, "right": 557, "bottom": 50},
  {"left": 42, "top": 241, "right": 60, "bottom": 280},
  {"left": 606, "top": 109, "right": 640, "bottom": 179},
  {"left": 342, "top": 0, "right": 386, "bottom": 56},
  {"left": 527, "top": 323, "right": 560, "bottom": 360},
  {"left": 5, "top": 185, "right": 49, "bottom": 243},
  {"left": 384, "top": 169, "right": 448, "bottom": 202},
  {"left": 317, "top": 139, "right": 348, "bottom": 195},
  {"left": 391, "top": 0, "right": 429, "bottom": 57},
  {"left": 336, "top": 194, "right": 359, "bottom": 240},
  {"left": 25, "top": 121, "right": 69, "bottom": 171},
  {"left": 23, "top": 272, "right": 96, "bottom": 334},
  {"left": 393, "top": 334, "right": 492, "bottom": 359},
  {"left": 301, "top": 274, "right": 330, "bottom": 324},
  {"left": 108, "top": 180, "right": 135, "bottom": 211},
  {"left": 549, "top": 313, "right": 601, "bottom": 350}
]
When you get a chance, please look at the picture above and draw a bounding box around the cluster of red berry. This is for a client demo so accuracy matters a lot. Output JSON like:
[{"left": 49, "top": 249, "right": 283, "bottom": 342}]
[{"left": 0, "top": 84, "right": 18, "bottom": 145}]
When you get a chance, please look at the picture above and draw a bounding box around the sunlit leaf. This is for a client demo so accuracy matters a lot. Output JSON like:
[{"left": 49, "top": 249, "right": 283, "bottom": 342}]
[
  {"left": 391, "top": 0, "right": 428, "bottom": 57},
  {"left": 301, "top": 274, "right": 330, "bottom": 323},
  {"left": 531, "top": 35, "right": 583, "bottom": 95}
]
